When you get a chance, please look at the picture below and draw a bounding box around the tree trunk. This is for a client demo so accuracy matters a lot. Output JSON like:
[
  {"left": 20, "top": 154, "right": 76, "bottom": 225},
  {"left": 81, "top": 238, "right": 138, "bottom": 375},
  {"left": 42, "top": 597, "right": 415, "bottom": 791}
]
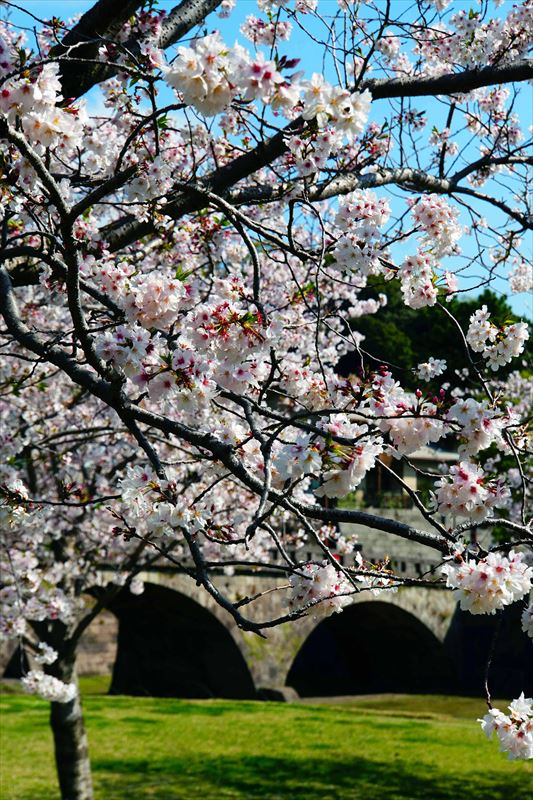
[{"left": 49, "top": 658, "right": 94, "bottom": 800}]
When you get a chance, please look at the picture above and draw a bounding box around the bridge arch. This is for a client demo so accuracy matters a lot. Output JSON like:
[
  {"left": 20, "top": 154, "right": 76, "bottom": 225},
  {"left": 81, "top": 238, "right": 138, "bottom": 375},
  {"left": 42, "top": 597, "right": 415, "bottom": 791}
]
[
  {"left": 108, "top": 581, "right": 256, "bottom": 699},
  {"left": 286, "top": 600, "right": 458, "bottom": 697}
]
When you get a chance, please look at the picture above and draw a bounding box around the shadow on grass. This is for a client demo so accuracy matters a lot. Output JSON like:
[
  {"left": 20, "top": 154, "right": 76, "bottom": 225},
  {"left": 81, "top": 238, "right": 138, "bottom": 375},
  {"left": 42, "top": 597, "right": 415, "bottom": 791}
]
[
  {"left": 95, "top": 699, "right": 260, "bottom": 716},
  {"left": 154, "top": 700, "right": 272, "bottom": 716},
  {"left": 91, "top": 754, "right": 527, "bottom": 800}
]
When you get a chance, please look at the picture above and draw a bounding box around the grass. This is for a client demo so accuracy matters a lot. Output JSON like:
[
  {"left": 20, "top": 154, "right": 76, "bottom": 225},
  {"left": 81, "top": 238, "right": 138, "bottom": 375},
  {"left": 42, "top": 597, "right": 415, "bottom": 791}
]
[{"left": 0, "top": 685, "right": 531, "bottom": 800}]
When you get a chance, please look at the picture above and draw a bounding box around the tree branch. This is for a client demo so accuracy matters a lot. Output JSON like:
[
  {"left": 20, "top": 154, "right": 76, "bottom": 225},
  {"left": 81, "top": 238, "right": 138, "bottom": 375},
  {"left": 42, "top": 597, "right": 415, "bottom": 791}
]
[
  {"left": 158, "top": 0, "right": 224, "bottom": 49},
  {"left": 102, "top": 59, "right": 533, "bottom": 251},
  {"left": 51, "top": 0, "right": 145, "bottom": 101},
  {"left": 362, "top": 58, "right": 533, "bottom": 99},
  {"left": 51, "top": 0, "right": 223, "bottom": 101}
]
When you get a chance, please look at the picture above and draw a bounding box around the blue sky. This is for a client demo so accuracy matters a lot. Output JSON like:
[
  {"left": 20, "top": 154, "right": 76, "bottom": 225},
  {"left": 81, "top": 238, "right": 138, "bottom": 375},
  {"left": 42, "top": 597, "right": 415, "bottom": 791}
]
[{"left": 4, "top": 0, "right": 532, "bottom": 318}]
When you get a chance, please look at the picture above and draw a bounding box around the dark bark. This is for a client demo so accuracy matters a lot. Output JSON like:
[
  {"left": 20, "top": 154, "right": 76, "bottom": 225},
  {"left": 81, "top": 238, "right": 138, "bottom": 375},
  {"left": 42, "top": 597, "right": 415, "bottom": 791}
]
[
  {"left": 362, "top": 58, "right": 533, "bottom": 99},
  {"left": 158, "top": 0, "right": 224, "bottom": 49},
  {"left": 49, "top": 656, "right": 94, "bottom": 800},
  {"left": 52, "top": 0, "right": 223, "bottom": 101},
  {"left": 51, "top": 0, "right": 145, "bottom": 102}
]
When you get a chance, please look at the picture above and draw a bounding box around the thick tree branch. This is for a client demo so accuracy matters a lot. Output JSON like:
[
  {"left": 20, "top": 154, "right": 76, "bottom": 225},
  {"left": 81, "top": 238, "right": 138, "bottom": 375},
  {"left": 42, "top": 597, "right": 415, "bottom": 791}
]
[
  {"left": 101, "top": 156, "right": 532, "bottom": 254},
  {"left": 51, "top": 0, "right": 145, "bottom": 101},
  {"left": 51, "top": 0, "right": 223, "bottom": 101},
  {"left": 157, "top": 0, "right": 224, "bottom": 49},
  {"left": 362, "top": 58, "right": 533, "bottom": 99}
]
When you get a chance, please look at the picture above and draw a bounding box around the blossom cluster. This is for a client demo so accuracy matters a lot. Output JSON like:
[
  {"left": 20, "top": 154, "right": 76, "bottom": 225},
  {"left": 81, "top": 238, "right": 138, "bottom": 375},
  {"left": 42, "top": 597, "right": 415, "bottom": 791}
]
[
  {"left": 123, "top": 271, "right": 189, "bottom": 329},
  {"left": 161, "top": 33, "right": 371, "bottom": 142},
  {"left": 435, "top": 462, "right": 509, "bottom": 521},
  {"left": 183, "top": 286, "right": 276, "bottom": 395},
  {"left": 348, "top": 293, "right": 388, "bottom": 318},
  {"left": 125, "top": 155, "right": 174, "bottom": 207},
  {"left": 479, "top": 694, "right": 533, "bottom": 760},
  {"left": 398, "top": 251, "right": 438, "bottom": 309},
  {"left": 276, "top": 434, "right": 321, "bottom": 481},
  {"left": 375, "top": 34, "right": 401, "bottom": 61},
  {"left": 0, "top": 470, "right": 78, "bottom": 642},
  {"left": 22, "top": 670, "right": 77, "bottom": 704},
  {"left": 288, "top": 561, "right": 353, "bottom": 618},
  {"left": 416, "top": 3, "right": 533, "bottom": 70},
  {"left": 94, "top": 275, "right": 278, "bottom": 414},
  {"left": 368, "top": 369, "right": 446, "bottom": 456},
  {"left": 163, "top": 33, "right": 288, "bottom": 116},
  {"left": 410, "top": 195, "right": 463, "bottom": 258},
  {"left": 240, "top": 15, "right": 292, "bottom": 46},
  {"left": 446, "top": 397, "right": 509, "bottom": 457},
  {"left": 416, "top": 358, "right": 447, "bottom": 381},
  {"left": 429, "top": 127, "right": 458, "bottom": 157},
  {"left": 441, "top": 550, "right": 532, "bottom": 614},
  {"left": 332, "top": 190, "right": 391, "bottom": 277},
  {"left": 119, "top": 465, "right": 205, "bottom": 538},
  {"left": 95, "top": 323, "right": 157, "bottom": 378},
  {"left": 0, "top": 63, "right": 83, "bottom": 152},
  {"left": 287, "top": 128, "right": 343, "bottom": 177},
  {"left": 509, "top": 261, "right": 533, "bottom": 294},
  {"left": 315, "top": 423, "right": 385, "bottom": 499},
  {"left": 258, "top": 0, "right": 317, "bottom": 11},
  {"left": 1, "top": 546, "right": 76, "bottom": 640},
  {"left": 0, "top": 21, "right": 22, "bottom": 78},
  {"left": 34, "top": 642, "right": 58, "bottom": 665},
  {"left": 301, "top": 73, "right": 372, "bottom": 137},
  {"left": 466, "top": 306, "right": 529, "bottom": 371}
]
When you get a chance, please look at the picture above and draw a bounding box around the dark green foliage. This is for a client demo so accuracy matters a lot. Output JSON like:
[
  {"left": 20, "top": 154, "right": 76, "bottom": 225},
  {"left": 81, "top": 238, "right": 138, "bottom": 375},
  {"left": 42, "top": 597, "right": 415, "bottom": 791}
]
[{"left": 339, "top": 281, "right": 531, "bottom": 390}]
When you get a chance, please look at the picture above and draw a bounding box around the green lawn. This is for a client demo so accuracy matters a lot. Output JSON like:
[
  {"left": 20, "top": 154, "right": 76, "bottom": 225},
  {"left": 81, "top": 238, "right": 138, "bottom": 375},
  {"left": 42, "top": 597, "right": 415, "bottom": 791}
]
[{"left": 0, "top": 685, "right": 531, "bottom": 800}]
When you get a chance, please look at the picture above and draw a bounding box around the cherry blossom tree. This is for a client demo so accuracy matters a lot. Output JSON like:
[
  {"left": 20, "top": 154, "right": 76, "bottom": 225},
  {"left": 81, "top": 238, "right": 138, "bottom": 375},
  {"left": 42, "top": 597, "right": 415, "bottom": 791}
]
[{"left": 0, "top": 0, "right": 532, "bottom": 797}]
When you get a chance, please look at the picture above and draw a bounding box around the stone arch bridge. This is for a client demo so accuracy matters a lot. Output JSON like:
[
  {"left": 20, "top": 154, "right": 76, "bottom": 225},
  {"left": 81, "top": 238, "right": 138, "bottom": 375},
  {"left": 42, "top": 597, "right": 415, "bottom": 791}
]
[
  {"left": 2, "top": 517, "right": 531, "bottom": 698},
  {"left": 103, "top": 568, "right": 457, "bottom": 699},
  {"left": 38, "top": 559, "right": 529, "bottom": 701}
]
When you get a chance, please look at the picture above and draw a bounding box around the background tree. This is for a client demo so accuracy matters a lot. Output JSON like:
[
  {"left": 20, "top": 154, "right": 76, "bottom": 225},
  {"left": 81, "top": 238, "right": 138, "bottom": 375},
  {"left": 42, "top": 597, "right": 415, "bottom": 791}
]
[{"left": 341, "top": 283, "right": 531, "bottom": 388}]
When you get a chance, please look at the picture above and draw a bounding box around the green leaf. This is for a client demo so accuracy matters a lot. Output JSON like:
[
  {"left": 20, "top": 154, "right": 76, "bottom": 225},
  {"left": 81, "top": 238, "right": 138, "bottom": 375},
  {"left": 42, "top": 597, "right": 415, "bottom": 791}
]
[{"left": 175, "top": 266, "right": 192, "bottom": 281}]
